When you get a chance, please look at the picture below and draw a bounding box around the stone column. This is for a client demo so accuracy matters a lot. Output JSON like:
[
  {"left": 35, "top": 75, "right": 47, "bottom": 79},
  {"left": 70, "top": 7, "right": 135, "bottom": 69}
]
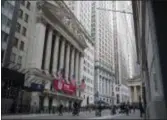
[
  {"left": 44, "top": 28, "right": 53, "bottom": 71},
  {"left": 78, "top": 53, "right": 83, "bottom": 81},
  {"left": 134, "top": 86, "right": 137, "bottom": 102},
  {"left": 65, "top": 44, "right": 70, "bottom": 80},
  {"left": 108, "top": 80, "right": 109, "bottom": 95},
  {"left": 109, "top": 81, "right": 111, "bottom": 96},
  {"left": 59, "top": 40, "right": 65, "bottom": 70},
  {"left": 52, "top": 34, "right": 60, "bottom": 74},
  {"left": 105, "top": 79, "right": 107, "bottom": 95},
  {"left": 75, "top": 51, "right": 79, "bottom": 81},
  {"left": 102, "top": 79, "right": 104, "bottom": 94},
  {"left": 32, "top": 16, "right": 46, "bottom": 68},
  {"left": 70, "top": 48, "right": 75, "bottom": 77}
]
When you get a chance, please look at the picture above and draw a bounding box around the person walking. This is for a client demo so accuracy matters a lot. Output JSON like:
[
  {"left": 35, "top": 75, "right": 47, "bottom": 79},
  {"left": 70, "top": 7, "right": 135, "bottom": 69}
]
[
  {"left": 58, "top": 103, "right": 63, "bottom": 116},
  {"left": 139, "top": 102, "right": 144, "bottom": 117}
]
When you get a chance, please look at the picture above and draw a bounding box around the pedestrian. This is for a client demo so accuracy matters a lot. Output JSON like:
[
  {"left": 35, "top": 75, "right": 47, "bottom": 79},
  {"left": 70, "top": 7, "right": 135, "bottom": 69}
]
[
  {"left": 72, "top": 101, "right": 77, "bottom": 116},
  {"left": 126, "top": 104, "right": 129, "bottom": 116},
  {"left": 58, "top": 103, "right": 63, "bottom": 116},
  {"left": 139, "top": 102, "right": 144, "bottom": 117}
]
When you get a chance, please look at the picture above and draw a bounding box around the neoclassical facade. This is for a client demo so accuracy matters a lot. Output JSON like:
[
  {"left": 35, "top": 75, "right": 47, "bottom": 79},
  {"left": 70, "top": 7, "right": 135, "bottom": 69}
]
[
  {"left": 23, "top": 1, "right": 89, "bottom": 112},
  {"left": 127, "top": 76, "right": 142, "bottom": 103}
]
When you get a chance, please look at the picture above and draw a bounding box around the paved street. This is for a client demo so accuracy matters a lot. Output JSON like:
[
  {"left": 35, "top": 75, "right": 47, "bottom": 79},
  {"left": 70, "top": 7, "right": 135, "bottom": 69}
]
[{"left": 2, "top": 110, "right": 143, "bottom": 119}]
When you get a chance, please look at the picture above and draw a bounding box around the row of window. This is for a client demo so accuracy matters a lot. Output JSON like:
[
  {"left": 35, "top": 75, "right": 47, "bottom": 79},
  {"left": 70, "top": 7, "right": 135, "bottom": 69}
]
[
  {"left": 16, "top": 22, "right": 27, "bottom": 36},
  {"left": 86, "top": 85, "right": 93, "bottom": 93},
  {"left": 18, "top": 9, "right": 29, "bottom": 23},
  {"left": 10, "top": 52, "right": 22, "bottom": 65},
  {"left": 100, "top": 97, "right": 112, "bottom": 103},
  {"left": 1, "top": 50, "right": 22, "bottom": 66},
  {"left": 1, "top": 31, "right": 25, "bottom": 51},
  {"left": 84, "top": 59, "right": 94, "bottom": 70},
  {"left": 83, "top": 75, "right": 93, "bottom": 85},
  {"left": 13, "top": 37, "right": 25, "bottom": 51},
  {"left": 83, "top": 66, "right": 94, "bottom": 76}
]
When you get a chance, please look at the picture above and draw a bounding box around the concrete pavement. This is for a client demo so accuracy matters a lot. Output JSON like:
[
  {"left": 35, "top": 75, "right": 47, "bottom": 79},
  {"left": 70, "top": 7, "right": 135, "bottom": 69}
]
[{"left": 2, "top": 110, "right": 143, "bottom": 119}]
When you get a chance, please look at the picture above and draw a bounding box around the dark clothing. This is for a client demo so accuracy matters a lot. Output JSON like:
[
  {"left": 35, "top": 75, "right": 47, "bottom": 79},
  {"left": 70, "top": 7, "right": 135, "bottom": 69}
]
[
  {"left": 125, "top": 105, "right": 129, "bottom": 116},
  {"left": 58, "top": 104, "right": 63, "bottom": 115},
  {"left": 139, "top": 103, "right": 144, "bottom": 117},
  {"left": 73, "top": 102, "right": 79, "bottom": 116}
]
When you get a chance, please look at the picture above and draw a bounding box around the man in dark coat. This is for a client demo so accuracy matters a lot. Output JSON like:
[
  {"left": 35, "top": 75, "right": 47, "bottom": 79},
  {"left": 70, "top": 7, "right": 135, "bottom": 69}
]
[
  {"left": 139, "top": 102, "right": 144, "bottom": 117},
  {"left": 58, "top": 103, "right": 63, "bottom": 116}
]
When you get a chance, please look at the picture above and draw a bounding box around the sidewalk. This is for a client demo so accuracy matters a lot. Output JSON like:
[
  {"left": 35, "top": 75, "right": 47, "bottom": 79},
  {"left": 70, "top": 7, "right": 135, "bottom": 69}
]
[
  {"left": 1, "top": 111, "right": 91, "bottom": 119},
  {"left": 2, "top": 112, "right": 73, "bottom": 119},
  {"left": 2, "top": 110, "right": 109, "bottom": 119},
  {"left": 111, "top": 110, "right": 143, "bottom": 119}
]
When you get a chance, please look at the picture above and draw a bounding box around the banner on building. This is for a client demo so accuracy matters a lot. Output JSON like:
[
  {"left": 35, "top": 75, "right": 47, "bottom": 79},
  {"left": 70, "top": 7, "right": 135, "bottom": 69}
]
[
  {"left": 53, "top": 79, "right": 76, "bottom": 95},
  {"left": 30, "top": 83, "right": 44, "bottom": 92}
]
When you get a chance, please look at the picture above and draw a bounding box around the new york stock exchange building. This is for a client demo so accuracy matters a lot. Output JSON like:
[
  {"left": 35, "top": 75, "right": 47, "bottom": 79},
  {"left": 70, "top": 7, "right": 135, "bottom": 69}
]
[{"left": 19, "top": 1, "right": 89, "bottom": 113}]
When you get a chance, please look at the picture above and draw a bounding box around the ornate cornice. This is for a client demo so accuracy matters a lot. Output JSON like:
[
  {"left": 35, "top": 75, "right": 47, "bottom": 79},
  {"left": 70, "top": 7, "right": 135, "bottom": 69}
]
[
  {"left": 39, "top": 1, "right": 89, "bottom": 49},
  {"left": 36, "top": 15, "right": 47, "bottom": 25}
]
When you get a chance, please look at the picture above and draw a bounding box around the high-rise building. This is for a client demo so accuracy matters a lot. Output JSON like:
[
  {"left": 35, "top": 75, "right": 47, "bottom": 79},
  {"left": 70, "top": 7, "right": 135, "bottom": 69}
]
[
  {"left": 91, "top": 1, "right": 115, "bottom": 105},
  {"left": 2, "top": 0, "right": 34, "bottom": 69},
  {"left": 115, "top": 1, "right": 134, "bottom": 103},
  {"left": 65, "top": 1, "right": 95, "bottom": 106}
]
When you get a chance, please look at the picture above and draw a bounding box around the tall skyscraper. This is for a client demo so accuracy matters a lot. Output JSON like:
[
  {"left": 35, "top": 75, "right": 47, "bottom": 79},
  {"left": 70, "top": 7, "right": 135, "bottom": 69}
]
[
  {"left": 91, "top": 1, "right": 115, "bottom": 104},
  {"left": 65, "top": 1, "right": 95, "bottom": 106},
  {"left": 116, "top": 1, "right": 135, "bottom": 103},
  {"left": 2, "top": 0, "right": 34, "bottom": 69}
]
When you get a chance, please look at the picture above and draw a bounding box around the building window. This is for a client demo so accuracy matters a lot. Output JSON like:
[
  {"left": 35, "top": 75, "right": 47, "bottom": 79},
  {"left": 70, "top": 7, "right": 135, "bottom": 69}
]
[
  {"left": 1, "top": 31, "right": 9, "bottom": 42},
  {"left": 13, "top": 37, "right": 19, "bottom": 48},
  {"left": 26, "top": 2, "right": 31, "bottom": 10},
  {"left": 17, "top": 56, "right": 22, "bottom": 65},
  {"left": 20, "top": 41, "right": 24, "bottom": 51},
  {"left": 16, "top": 22, "right": 21, "bottom": 33},
  {"left": 24, "top": 13, "right": 29, "bottom": 22},
  {"left": 22, "top": 27, "right": 27, "bottom": 36},
  {"left": 10, "top": 53, "right": 16, "bottom": 63},
  {"left": 18, "top": 9, "right": 23, "bottom": 18}
]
